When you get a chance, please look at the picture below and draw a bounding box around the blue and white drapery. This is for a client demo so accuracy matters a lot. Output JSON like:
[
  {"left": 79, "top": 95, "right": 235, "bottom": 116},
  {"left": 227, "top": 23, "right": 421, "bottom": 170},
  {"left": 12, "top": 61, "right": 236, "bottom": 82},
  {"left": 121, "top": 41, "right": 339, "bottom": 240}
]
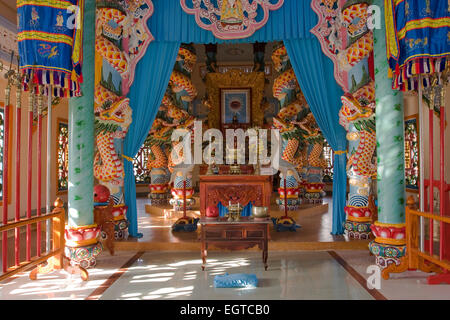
[
  {"left": 125, "top": 0, "right": 347, "bottom": 236},
  {"left": 284, "top": 39, "right": 347, "bottom": 234},
  {"left": 124, "top": 41, "right": 181, "bottom": 237}
]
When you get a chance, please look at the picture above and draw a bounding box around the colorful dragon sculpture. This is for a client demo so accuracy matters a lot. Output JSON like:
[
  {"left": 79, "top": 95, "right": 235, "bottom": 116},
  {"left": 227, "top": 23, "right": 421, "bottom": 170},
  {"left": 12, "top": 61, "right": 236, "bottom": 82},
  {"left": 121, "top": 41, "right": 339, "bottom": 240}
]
[
  {"left": 339, "top": 92, "right": 376, "bottom": 239},
  {"left": 92, "top": 0, "right": 153, "bottom": 241},
  {"left": 145, "top": 44, "right": 198, "bottom": 213},
  {"left": 271, "top": 42, "right": 327, "bottom": 210}
]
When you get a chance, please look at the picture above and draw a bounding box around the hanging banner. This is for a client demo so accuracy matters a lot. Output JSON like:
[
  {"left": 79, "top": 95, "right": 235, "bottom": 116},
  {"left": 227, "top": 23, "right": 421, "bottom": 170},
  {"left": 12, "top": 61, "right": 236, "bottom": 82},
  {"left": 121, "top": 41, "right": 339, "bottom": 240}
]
[
  {"left": 180, "top": 0, "right": 284, "bottom": 40},
  {"left": 17, "top": 0, "right": 85, "bottom": 97},
  {"left": 385, "top": 0, "right": 450, "bottom": 91}
]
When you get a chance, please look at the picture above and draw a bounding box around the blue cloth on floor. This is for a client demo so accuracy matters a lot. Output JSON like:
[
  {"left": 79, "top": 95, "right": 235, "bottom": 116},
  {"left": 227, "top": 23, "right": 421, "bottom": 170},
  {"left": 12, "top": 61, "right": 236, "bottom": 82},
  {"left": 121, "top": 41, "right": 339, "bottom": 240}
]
[{"left": 214, "top": 273, "right": 258, "bottom": 288}]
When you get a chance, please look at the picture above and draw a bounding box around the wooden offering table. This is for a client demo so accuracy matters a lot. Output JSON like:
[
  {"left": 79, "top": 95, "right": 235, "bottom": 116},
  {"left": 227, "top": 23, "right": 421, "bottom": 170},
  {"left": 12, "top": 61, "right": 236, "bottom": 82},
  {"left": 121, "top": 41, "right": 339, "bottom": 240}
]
[
  {"left": 199, "top": 174, "right": 272, "bottom": 216},
  {"left": 199, "top": 217, "right": 270, "bottom": 271}
]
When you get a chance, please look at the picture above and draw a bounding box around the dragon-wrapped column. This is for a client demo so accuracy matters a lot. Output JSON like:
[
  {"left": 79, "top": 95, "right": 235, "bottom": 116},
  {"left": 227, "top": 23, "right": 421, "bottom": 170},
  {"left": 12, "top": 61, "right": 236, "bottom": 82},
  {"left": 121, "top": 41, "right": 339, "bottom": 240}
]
[{"left": 368, "top": 0, "right": 406, "bottom": 268}]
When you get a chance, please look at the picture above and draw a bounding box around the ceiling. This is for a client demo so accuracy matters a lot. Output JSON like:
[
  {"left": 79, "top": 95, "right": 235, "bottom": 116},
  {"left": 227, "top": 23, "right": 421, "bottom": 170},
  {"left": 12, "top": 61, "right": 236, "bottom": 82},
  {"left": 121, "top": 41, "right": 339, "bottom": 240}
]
[
  {"left": 0, "top": 0, "right": 17, "bottom": 24},
  {"left": 194, "top": 42, "right": 275, "bottom": 64}
]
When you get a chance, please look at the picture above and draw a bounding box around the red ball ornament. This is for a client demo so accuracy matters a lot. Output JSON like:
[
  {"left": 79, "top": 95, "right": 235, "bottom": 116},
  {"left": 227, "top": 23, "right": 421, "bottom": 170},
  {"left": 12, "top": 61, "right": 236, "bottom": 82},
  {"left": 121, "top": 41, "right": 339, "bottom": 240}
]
[
  {"left": 206, "top": 205, "right": 219, "bottom": 218},
  {"left": 94, "top": 184, "right": 110, "bottom": 203}
]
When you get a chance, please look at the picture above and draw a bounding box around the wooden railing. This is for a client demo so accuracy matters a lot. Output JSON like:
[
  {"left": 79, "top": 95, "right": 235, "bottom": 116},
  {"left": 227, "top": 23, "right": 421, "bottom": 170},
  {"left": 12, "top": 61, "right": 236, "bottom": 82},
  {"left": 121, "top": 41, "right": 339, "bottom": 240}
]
[
  {"left": 0, "top": 199, "right": 63, "bottom": 282},
  {"left": 382, "top": 198, "right": 450, "bottom": 284},
  {"left": 0, "top": 198, "right": 88, "bottom": 282}
]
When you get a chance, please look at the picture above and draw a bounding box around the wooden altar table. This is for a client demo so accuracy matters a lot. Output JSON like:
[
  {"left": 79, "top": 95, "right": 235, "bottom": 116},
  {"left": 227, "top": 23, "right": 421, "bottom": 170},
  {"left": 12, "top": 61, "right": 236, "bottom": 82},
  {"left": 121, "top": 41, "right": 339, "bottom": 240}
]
[
  {"left": 199, "top": 174, "right": 272, "bottom": 216},
  {"left": 199, "top": 217, "right": 270, "bottom": 271}
]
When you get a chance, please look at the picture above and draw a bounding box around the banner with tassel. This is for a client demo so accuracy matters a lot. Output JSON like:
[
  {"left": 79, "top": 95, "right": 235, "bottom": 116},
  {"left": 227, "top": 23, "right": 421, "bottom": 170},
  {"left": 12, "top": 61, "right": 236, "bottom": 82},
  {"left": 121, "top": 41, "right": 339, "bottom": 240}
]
[
  {"left": 17, "top": 0, "right": 84, "bottom": 97},
  {"left": 385, "top": 0, "right": 450, "bottom": 91}
]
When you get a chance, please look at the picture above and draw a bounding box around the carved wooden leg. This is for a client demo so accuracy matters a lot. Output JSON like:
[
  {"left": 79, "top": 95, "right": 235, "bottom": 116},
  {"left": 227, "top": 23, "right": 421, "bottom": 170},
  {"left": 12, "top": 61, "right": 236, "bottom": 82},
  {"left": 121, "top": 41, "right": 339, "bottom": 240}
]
[
  {"left": 104, "top": 222, "right": 115, "bottom": 256},
  {"left": 63, "top": 256, "right": 89, "bottom": 281},
  {"left": 262, "top": 241, "right": 268, "bottom": 271},
  {"left": 419, "top": 258, "right": 442, "bottom": 274},
  {"left": 202, "top": 248, "right": 207, "bottom": 271},
  {"left": 29, "top": 256, "right": 89, "bottom": 281}
]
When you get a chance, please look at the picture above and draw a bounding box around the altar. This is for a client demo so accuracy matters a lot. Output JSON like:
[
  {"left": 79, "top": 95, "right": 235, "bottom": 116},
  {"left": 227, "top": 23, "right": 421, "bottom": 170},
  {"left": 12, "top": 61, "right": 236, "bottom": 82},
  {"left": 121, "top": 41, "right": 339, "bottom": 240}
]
[{"left": 199, "top": 174, "right": 272, "bottom": 216}]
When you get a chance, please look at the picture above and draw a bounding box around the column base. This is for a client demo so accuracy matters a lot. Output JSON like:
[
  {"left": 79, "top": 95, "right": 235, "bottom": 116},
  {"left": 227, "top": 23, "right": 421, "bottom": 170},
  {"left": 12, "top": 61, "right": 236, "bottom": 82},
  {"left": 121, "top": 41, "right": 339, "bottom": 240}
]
[
  {"left": 148, "top": 191, "right": 170, "bottom": 206},
  {"left": 303, "top": 192, "right": 324, "bottom": 204},
  {"left": 64, "top": 242, "right": 103, "bottom": 269},
  {"left": 344, "top": 220, "right": 372, "bottom": 240},
  {"left": 112, "top": 218, "right": 129, "bottom": 240},
  {"left": 368, "top": 241, "right": 406, "bottom": 269},
  {"left": 170, "top": 197, "right": 196, "bottom": 211},
  {"left": 276, "top": 197, "right": 301, "bottom": 211}
]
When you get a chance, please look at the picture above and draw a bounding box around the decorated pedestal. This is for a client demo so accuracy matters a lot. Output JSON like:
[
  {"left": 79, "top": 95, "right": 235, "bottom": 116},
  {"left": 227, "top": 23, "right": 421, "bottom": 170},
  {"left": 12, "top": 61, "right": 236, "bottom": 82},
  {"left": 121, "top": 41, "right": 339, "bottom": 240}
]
[
  {"left": 170, "top": 172, "right": 196, "bottom": 211},
  {"left": 302, "top": 142, "right": 327, "bottom": 204},
  {"left": 148, "top": 167, "right": 170, "bottom": 205},
  {"left": 111, "top": 204, "right": 129, "bottom": 240},
  {"left": 369, "top": 222, "right": 406, "bottom": 268},
  {"left": 276, "top": 172, "right": 301, "bottom": 211},
  {"left": 64, "top": 225, "right": 103, "bottom": 269}
]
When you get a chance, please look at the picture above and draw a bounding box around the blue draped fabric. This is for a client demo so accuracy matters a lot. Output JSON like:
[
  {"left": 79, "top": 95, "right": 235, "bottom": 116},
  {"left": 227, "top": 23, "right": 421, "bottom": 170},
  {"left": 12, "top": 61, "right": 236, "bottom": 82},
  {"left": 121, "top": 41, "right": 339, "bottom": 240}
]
[
  {"left": 284, "top": 39, "right": 347, "bottom": 235},
  {"left": 124, "top": 41, "right": 181, "bottom": 237},
  {"left": 125, "top": 0, "right": 348, "bottom": 236}
]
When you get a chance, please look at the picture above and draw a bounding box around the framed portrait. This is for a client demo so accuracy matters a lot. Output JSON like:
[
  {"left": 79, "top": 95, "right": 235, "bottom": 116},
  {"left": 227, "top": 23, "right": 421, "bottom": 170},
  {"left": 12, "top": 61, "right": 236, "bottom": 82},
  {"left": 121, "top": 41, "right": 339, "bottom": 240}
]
[{"left": 220, "top": 88, "right": 251, "bottom": 125}]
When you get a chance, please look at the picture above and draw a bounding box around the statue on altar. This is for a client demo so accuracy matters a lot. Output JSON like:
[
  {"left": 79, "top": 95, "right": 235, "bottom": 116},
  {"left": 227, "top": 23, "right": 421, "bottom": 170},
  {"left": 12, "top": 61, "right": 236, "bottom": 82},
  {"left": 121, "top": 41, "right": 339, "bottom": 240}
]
[{"left": 220, "top": 0, "right": 244, "bottom": 25}]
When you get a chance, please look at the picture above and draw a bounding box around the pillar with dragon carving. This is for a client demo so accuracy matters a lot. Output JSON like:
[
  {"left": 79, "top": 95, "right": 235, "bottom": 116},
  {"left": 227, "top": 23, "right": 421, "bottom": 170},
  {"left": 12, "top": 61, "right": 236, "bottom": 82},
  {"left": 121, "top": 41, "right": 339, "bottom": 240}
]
[
  {"left": 368, "top": 0, "right": 406, "bottom": 268},
  {"left": 339, "top": 92, "right": 376, "bottom": 239},
  {"left": 65, "top": 0, "right": 102, "bottom": 269},
  {"left": 164, "top": 45, "right": 198, "bottom": 213},
  {"left": 334, "top": 0, "right": 378, "bottom": 239},
  {"left": 271, "top": 42, "right": 305, "bottom": 212},
  {"left": 92, "top": 0, "right": 153, "bottom": 243},
  {"left": 301, "top": 113, "right": 327, "bottom": 205},
  {"left": 146, "top": 118, "right": 172, "bottom": 206}
]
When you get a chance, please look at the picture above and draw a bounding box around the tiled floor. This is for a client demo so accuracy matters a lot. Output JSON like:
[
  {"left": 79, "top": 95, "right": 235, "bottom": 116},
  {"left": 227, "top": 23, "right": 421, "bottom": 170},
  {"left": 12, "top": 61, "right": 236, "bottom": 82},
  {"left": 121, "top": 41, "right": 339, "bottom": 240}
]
[
  {"left": 0, "top": 251, "right": 373, "bottom": 300},
  {"left": 1, "top": 249, "right": 449, "bottom": 300}
]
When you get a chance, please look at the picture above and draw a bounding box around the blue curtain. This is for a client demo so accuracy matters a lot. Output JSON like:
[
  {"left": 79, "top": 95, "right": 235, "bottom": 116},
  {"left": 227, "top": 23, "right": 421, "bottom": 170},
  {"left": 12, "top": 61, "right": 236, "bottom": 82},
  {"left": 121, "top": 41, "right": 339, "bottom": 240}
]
[
  {"left": 284, "top": 39, "right": 347, "bottom": 235},
  {"left": 124, "top": 41, "right": 181, "bottom": 237},
  {"left": 218, "top": 202, "right": 253, "bottom": 217},
  {"left": 149, "top": 0, "right": 317, "bottom": 44}
]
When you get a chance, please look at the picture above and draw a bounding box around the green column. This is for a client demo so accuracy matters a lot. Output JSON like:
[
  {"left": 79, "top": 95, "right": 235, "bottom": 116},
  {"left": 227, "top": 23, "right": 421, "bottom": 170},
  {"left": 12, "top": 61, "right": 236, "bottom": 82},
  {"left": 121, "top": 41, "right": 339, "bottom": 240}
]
[
  {"left": 68, "top": 0, "right": 95, "bottom": 227},
  {"left": 374, "top": 0, "right": 405, "bottom": 225}
]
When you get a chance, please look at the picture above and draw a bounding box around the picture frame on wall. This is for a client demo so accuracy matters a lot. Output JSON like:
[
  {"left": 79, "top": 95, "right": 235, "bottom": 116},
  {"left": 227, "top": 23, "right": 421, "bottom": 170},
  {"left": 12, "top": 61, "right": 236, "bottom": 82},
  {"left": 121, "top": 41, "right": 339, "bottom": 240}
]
[
  {"left": 404, "top": 114, "right": 419, "bottom": 192},
  {"left": 220, "top": 88, "right": 251, "bottom": 125}
]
